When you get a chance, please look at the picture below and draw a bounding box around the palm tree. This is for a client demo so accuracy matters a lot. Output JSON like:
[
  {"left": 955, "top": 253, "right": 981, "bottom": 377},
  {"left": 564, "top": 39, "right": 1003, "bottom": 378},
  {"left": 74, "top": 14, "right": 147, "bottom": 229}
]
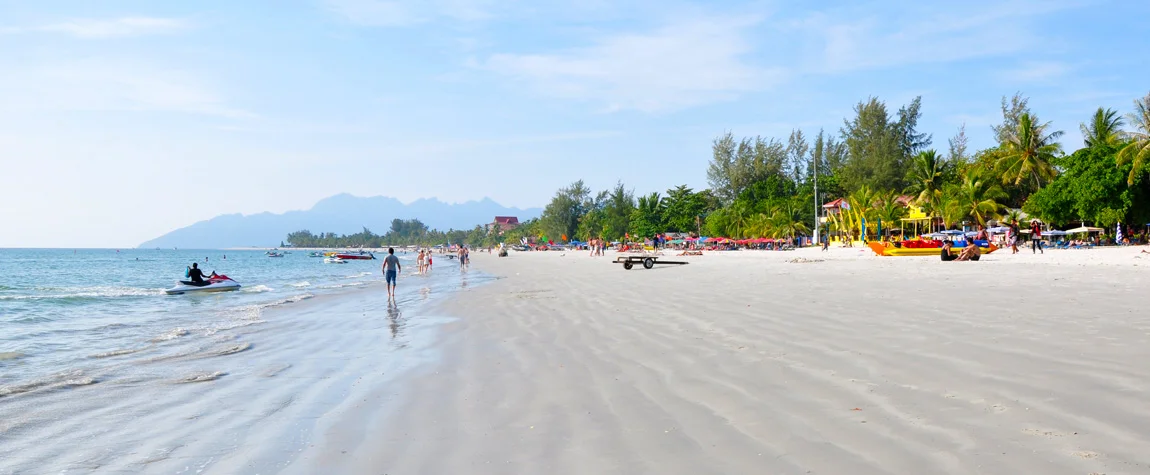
[
  {"left": 995, "top": 112, "right": 1064, "bottom": 188},
  {"left": 1117, "top": 92, "right": 1150, "bottom": 185},
  {"left": 845, "top": 186, "right": 878, "bottom": 240},
  {"left": 951, "top": 174, "right": 1007, "bottom": 226},
  {"left": 905, "top": 150, "right": 946, "bottom": 217},
  {"left": 873, "top": 191, "right": 908, "bottom": 240},
  {"left": 1081, "top": 107, "right": 1126, "bottom": 147},
  {"left": 748, "top": 213, "right": 772, "bottom": 238},
  {"left": 938, "top": 186, "right": 967, "bottom": 229},
  {"left": 726, "top": 201, "right": 755, "bottom": 238},
  {"left": 766, "top": 201, "right": 810, "bottom": 239}
]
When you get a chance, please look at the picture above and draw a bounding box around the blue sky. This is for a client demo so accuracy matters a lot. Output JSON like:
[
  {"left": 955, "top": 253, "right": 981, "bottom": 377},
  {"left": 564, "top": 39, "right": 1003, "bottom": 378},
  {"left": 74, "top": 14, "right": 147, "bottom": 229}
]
[{"left": 1, "top": 0, "right": 1147, "bottom": 248}]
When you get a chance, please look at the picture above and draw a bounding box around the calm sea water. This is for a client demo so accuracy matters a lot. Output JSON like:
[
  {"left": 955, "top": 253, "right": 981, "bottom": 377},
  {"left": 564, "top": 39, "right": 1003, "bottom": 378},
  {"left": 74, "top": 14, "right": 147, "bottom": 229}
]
[
  {"left": 1, "top": 247, "right": 487, "bottom": 472},
  {"left": 0, "top": 248, "right": 432, "bottom": 393}
]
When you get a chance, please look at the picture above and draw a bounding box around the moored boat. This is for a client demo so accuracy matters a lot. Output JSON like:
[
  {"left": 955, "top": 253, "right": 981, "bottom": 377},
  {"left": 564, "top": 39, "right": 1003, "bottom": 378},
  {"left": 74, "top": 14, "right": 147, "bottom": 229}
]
[
  {"left": 868, "top": 240, "right": 998, "bottom": 257},
  {"left": 334, "top": 252, "right": 375, "bottom": 260}
]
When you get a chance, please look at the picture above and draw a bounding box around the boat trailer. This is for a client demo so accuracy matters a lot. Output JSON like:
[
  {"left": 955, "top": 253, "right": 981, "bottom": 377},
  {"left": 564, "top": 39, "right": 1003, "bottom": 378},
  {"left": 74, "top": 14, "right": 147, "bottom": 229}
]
[{"left": 613, "top": 255, "right": 689, "bottom": 270}]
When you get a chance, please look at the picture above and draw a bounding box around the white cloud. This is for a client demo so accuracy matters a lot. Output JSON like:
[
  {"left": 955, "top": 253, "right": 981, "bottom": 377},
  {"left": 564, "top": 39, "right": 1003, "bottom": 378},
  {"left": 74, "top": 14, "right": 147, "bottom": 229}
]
[
  {"left": 792, "top": 0, "right": 1083, "bottom": 73},
  {"left": 998, "top": 61, "right": 1072, "bottom": 83},
  {"left": 323, "top": 0, "right": 497, "bottom": 26},
  {"left": 0, "top": 58, "right": 253, "bottom": 119},
  {"left": 481, "top": 15, "right": 782, "bottom": 113},
  {"left": 1, "top": 17, "right": 190, "bottom": 38}
]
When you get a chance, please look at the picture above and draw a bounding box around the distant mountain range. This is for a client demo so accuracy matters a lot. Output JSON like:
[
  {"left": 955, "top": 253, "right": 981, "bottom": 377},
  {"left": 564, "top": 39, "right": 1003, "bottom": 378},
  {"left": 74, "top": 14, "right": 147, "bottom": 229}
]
[{"left": 139, "top": 194, "right": 541, "bottom": 249}]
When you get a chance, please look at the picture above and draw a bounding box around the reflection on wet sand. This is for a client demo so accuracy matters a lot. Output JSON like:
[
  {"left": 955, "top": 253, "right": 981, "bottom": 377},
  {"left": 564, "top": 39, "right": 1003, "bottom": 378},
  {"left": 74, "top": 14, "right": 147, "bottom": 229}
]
[{"left": 387, "top": 302, "right": 401, "bottom": 340}]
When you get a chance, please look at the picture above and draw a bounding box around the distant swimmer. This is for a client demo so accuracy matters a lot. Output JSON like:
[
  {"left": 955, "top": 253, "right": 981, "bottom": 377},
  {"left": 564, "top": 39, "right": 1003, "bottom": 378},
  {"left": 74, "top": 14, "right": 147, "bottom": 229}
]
[{"left": 382, "top": 247, "right": 401, "bottom": 300}]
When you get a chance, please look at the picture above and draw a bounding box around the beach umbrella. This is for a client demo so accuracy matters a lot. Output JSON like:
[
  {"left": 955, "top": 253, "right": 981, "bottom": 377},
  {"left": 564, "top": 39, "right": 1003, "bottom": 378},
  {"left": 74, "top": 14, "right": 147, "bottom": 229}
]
[
  {"left": 1066, "top": 226, "right": 1104, "bottom": 234},
  {"left": 987, "top": 226, "right": 1009, "bottom": 233}
]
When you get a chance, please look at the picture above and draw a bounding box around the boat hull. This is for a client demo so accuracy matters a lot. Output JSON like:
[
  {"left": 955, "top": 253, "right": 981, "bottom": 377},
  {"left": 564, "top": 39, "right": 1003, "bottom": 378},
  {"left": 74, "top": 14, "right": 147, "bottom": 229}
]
[
  {"left": 335, "top": 254, "right": 374, "bottom": 260},
  {"left": 868, "top": 241, "right": 998, "bottom": 257}
]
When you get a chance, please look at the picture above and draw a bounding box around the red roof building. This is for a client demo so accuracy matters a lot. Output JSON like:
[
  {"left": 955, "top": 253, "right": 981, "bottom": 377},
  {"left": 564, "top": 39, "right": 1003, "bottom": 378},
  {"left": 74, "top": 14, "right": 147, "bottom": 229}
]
[{"left": 488, "top": 216, "right": 519, "bottom": 233}]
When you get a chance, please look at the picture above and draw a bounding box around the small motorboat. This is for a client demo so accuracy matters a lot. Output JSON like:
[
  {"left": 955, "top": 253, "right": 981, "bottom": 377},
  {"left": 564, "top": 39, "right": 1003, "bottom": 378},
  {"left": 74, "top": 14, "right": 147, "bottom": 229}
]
[
  {"left": 308, "top": 252, "right": 325, "bottom": 258},
  {"left": 335, "top": 252, "right": 375, "bottom": 260},
  {"left": 267, "top": 251, "right": 285, "bottom": 258},
  {"left": 324, "top": 257, "right": 347, "bottom": 264},
  {"left": 165, "top": 275, "right": 241, "bottom": 295}
]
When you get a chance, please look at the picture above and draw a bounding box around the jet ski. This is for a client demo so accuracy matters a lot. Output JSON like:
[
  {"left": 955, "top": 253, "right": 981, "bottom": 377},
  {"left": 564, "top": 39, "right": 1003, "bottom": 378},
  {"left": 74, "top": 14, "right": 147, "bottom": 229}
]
[
  {"left": 165, "top": 275, "right": 241, "bottom": 295},
  {"left": 323, "top": 257, "right": 347, "bottom": 264}
]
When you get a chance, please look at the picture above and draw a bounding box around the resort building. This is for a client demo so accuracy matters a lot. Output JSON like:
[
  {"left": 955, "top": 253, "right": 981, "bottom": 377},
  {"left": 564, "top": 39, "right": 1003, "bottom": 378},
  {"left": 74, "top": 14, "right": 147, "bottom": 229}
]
[{"left": 487, "top": 216, "right": 520, "bottom": 234}]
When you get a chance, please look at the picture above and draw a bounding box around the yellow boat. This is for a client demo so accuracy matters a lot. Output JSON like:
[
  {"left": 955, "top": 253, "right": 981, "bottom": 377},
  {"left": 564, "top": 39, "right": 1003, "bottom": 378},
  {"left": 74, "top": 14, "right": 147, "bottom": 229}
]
[{"left": 867, "top": 241, "right": 998, "bottom": 257}]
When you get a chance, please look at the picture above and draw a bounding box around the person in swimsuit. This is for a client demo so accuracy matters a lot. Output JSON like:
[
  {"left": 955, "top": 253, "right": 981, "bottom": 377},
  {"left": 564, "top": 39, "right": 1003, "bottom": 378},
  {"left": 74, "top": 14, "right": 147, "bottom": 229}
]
[
  {"left": 940, "top": 241, "right": 957, "bottom": 262},
  {"left": 382, "top": 247, "right": 401, "bottom": 299}
]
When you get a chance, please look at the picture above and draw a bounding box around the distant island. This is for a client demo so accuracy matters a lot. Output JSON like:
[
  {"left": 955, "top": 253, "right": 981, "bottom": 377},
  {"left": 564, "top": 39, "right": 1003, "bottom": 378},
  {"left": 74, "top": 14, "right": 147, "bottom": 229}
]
[{"left": 138, "top": 194, "right": 541, "bottom": 249}]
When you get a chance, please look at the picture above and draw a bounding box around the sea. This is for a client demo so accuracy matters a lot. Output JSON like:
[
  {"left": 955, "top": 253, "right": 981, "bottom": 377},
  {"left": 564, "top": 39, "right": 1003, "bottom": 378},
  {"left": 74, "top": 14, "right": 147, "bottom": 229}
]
[{"left": 0, "top": 247, "right": 486, "bottom": 473}]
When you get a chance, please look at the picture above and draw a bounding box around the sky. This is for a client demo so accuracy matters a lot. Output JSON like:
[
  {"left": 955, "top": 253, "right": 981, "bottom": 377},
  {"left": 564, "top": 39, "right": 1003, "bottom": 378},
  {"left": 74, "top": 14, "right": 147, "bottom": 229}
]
[{"left": 1, "top": 0, "right": 1148, "bottom": 248}]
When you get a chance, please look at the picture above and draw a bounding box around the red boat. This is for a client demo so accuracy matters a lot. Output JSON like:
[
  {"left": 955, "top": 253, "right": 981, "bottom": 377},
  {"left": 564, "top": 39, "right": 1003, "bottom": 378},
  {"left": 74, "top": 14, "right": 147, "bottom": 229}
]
[{"left": 335, "top": 252, "right": 375, "bottom": 260}]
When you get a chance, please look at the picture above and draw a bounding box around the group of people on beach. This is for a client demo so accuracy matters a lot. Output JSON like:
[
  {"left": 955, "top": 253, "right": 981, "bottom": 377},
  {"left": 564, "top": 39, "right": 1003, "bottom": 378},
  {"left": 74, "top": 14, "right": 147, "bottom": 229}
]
[
  {"left": 416, "top": 248, "right": 433, "bottom": 274},
  {"left": 587, "top": 238, "right": 607, "bottom": 257}
]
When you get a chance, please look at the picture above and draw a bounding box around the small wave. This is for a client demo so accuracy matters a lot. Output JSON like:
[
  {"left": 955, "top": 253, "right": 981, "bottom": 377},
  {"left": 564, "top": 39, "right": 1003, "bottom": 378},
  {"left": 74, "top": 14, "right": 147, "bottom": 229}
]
[
  {"left": 0, "top": 370, "right": 97, "bottom": 397},
  {"left": 289, "top": 281, "right": 311, "bottom": 288},
  {"left": 151, "top": 328, "right": 189, "bottom": 342},
  {"left": 243, "top": 285, "right": 274, "bottom": 293},
  {"left": 173, "top": 371, "right": 227, "bottom": 384},
  {"left": 202, "top": 343, "right": 251, "bottom": 358},
  {"left": 89, "top": 348, "right": 145, "bottom": 358},
  {"left": 0, "top": 351, "right": 25, "bottom": 362},
  {"left": 204, "top": 320, "right": 266, "bottom": 335},
  {"left": 0, "top": 286, "right": 165, "bottom": 301},
  {"left": 317, "top": 282, "right": 369, "bottom": 290},
  {"left": 344, "top": 272, "right": 373, "bottom": 279}
]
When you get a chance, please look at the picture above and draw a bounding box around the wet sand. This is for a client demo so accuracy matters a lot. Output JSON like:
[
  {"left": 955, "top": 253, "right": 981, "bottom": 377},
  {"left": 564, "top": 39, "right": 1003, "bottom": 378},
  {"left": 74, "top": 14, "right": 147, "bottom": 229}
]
[{"left": 304, "top": 246, "right": 1150, "bottom": 475}]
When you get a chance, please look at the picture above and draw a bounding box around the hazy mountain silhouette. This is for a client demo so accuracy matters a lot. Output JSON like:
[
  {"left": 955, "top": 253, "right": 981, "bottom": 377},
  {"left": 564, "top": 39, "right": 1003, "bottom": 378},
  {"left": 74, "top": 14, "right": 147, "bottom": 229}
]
[{"left": 138, "top": 194, "right": 541, "bottom": 248}]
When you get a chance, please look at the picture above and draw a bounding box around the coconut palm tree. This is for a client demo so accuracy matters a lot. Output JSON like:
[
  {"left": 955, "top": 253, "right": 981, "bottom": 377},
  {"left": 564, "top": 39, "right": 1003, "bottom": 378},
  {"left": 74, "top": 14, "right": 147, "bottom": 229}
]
[
  {"left": 1080, "top": 107, "right": 1126, "bottom": 147},
  {"left": 951, "top": 174, "right": 1007, "bottom": 226},
  {"left": 873, "top": 191, "right": 908, "bottom": 240},
  {"left": 1117, "top": 92, "right": 1150, "bottom": 185},
  {"left": 845, "top": 186, "right": 879, "bottom": 240},
  {"left": 995, "top": 113, "right": 1064, "bottom": 188},
  {"left": 748, "top": 212, "right": 773, "bottom": 238},
  {"left": 905, "top": 150, "right": 946, "bottom": 217},
  {"left": 938, "top": 186, "right": 968, "bottom": 229},
  {"left": 766, "top": 201, "right": 810, "bottom": 240}
]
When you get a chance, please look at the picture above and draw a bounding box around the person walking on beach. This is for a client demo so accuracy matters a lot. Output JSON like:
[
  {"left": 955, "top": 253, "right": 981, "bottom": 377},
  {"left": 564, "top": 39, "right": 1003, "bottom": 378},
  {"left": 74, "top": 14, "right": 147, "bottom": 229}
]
[
  {"left": 382, "top": 247, "right": 401, "bottom": 300},
  {"left": 1030, "top": 220, "right": 1044, "bottom": 254},
  {"left": 1009, "top": 220, "right": 1021, "bottom": 254}
]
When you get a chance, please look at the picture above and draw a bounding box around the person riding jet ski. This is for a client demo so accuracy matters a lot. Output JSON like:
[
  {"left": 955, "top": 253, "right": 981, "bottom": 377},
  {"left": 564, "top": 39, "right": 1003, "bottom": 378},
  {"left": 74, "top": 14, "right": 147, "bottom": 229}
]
[{"left": 185, "top": 263, "right": 218, "bottom": 286}]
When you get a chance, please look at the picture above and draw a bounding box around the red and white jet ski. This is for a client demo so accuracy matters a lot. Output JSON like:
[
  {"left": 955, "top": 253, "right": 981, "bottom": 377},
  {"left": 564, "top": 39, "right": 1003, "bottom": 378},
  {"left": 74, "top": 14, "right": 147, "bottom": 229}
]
[{"left": 165, "top": 274, "right": 241, "bottom": 295}]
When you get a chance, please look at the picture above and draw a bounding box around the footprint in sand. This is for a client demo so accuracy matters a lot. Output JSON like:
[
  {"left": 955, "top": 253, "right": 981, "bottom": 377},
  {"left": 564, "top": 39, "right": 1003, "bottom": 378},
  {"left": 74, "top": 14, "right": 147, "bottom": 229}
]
[
  {"left": 1022, "top": 428, "right": 1074, "bottom": 438},
  {"left": 1073, "top": 450, "right": 1100, "bottom": 459}
]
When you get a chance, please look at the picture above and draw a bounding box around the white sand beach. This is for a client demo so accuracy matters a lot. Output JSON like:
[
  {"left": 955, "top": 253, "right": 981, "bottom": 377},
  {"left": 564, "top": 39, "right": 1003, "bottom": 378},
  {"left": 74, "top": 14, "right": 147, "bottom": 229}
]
[{"left": 297, "top": 246, "right": 1150, "bottom": 475}]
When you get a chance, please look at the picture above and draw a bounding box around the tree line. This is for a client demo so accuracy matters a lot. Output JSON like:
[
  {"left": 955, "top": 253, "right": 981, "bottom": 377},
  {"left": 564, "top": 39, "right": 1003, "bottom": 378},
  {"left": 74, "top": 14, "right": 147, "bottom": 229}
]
[
  {"left": 285, "top": 219, "right": 501, "bottom": 248},
  {"left": 287, "top": 91, "right": 1150, "bottom": 247},
  {"left": 531, "top": 91, "right": 1150, "bottom": 243}
]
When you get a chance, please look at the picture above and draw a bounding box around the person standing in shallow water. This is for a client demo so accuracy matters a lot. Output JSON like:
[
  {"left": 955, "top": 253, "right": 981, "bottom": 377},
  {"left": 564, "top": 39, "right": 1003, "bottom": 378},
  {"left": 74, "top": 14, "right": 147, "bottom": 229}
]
[{"left": 382, "top": 247, "right": 401, "bottom": 300}]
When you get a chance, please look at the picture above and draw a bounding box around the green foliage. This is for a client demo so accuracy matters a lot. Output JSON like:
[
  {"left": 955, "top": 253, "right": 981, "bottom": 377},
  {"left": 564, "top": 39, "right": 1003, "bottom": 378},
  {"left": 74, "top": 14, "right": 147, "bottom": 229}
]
[
  {"left": 629, "top": 192, "right": 666, "bottom": 238},
  {"left": 706, "top": 133, "right": 788, "bottom": 205},
  {"left": 839, "top": 96, "right": 928, "bottom": 194},
  {"left": 995, "top": 112, "right": 1064, "bottom": 189},
  {"left": 539, "top": 180, "right": 592, "bottom": 241},
  {"left": 1117, "top": 92, "right": 1150, "bottom": 185},
  {"left": 1081, "top": 107, "right": 1126, "bottom": 148},
  {"left": 905, "top": 150, "right": 947, "bottom": 217},
  {"left": 662, "top": 185, "right": 708, "bottom": 234},
  {"left": 1026, "top": 144, "right": 1150, "bottom": 227}
]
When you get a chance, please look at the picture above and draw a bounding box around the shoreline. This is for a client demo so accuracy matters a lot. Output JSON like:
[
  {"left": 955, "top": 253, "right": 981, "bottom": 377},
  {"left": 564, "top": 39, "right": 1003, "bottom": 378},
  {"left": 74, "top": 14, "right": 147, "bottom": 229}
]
[
  {"left": 297, "top": 246, "right": 1150, "bottom": 474},
  {"left": 0, "top": 262, "right": 491, "bottom": 474}
]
